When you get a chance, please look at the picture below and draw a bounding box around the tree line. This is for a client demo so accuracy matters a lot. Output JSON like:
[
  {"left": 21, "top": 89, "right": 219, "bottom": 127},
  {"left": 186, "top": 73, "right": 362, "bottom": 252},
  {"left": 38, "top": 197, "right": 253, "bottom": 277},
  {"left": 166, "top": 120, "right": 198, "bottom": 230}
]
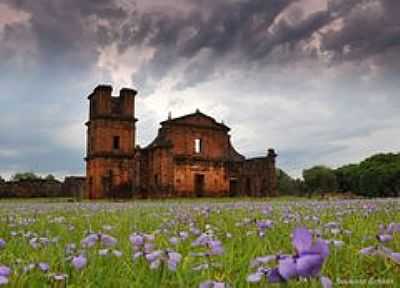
[
  {"left": 0, "top": 172, "right": 57, "bottom": 183},
  {"left": 278, "top": 152, "right": 400, "bottom": 198}
]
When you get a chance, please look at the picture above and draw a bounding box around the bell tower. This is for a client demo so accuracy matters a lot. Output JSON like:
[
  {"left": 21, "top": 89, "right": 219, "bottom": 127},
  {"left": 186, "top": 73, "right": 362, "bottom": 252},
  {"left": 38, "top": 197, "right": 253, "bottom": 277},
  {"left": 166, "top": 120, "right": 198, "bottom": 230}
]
[{"left": 85, "top": 85, "right": 137, "bottom": 199}]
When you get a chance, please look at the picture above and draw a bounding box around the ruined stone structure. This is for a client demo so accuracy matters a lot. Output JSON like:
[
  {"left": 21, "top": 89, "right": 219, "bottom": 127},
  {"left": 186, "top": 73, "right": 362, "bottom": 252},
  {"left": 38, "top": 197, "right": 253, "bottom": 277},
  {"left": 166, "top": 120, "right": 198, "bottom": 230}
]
[
  {"left": 0, "top": 179, "right": 63, "bottom": 198},
  {"left": 85, "top": 85, "right": 277, "bottom": 199},
  {"left": 85, "top": 85, "right": 137, "bottom": 199}
]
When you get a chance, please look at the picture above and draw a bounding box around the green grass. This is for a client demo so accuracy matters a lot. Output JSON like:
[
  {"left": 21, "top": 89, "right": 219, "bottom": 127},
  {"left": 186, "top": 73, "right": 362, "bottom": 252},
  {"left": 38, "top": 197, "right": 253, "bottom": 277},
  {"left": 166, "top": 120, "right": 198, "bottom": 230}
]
[{"left": 0, "top": 198, "right": 399, "bottom": 287}]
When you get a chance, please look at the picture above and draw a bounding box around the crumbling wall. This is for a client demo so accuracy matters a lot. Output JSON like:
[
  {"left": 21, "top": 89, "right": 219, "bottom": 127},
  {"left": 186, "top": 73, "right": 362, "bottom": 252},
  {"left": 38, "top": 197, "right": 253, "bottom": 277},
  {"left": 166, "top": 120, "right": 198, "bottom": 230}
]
[
  {"left": 0, "top": 177, "right": 87, "bottom": 198},
  {"left": 62, "top": 177, "right": 86, "bottom": 199},
  {"left": 240, "top": 149, "right": 278, "bottom": 197},
  {"left": 0, "top": 179, "right": 63, "bottom": 198}
]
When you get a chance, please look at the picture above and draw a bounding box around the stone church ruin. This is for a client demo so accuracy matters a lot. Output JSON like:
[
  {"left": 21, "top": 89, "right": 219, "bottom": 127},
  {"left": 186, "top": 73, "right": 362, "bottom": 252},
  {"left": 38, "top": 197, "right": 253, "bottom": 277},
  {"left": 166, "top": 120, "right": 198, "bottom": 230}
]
[{"left": 85, "top": 85, "right": 277, "bottom": 199}]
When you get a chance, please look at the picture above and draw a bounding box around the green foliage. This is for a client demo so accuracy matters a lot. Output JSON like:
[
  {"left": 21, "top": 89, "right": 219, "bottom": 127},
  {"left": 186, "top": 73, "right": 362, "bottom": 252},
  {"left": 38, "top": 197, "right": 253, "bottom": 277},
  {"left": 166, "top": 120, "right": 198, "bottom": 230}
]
[
  {"left": 335, "top": 153, "right": 400, "bottom": 197},
  {"left": 11, "top": 172, "right": 40, "bottom": 181},
  {"left": 276, "top": 169, "right": 304, "bottom": 195},
  {"left": 303, "top": 165, "right": 337, "bottom": 196},
  {"left": 44, "top": 174, "right": 56, "bottom": 181}
]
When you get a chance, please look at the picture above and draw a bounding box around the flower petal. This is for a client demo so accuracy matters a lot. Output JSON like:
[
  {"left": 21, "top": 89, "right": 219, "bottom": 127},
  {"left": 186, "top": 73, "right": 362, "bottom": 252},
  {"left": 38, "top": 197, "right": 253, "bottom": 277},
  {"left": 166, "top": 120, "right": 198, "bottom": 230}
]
[
  {"left": 0, "top": 266, "right": 11, "bottom": 277},
  {"left": 321, "top": 276, "right": 333, "bottom": 288},
  {"left": 296, "top": 254, "right": 324, "bottom": 278},
  {"left": 267, "top": 268, "right": 284, "bottom": 283},
  {"left": 278, "top": 257, "right": 298, "bottom": 280},
  {"left": 0, "top": 276, "right": 9, "bottom": 286},
  {"left": 293, "top": 228, "right": 312, "bottom": 254},
  {"left": 309, "top": 239, "right": 329, "bottom": 259},
  {"left": 247, "top": 272, "right": 263, "bottom": 283}
]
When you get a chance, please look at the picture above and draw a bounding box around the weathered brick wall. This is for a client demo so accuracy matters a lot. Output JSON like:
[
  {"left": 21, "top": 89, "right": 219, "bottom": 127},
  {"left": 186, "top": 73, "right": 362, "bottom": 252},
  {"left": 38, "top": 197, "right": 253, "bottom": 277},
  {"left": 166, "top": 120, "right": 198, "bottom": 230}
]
[
  {"left": 240, "top": 149, "right": 278, "bottom": 197},
  {"left": 86, "top": 85, "right": 137, "bottom": 199},
  {"left": 0, "top": 178, "right": 87, "bottom": 199},
  {"left": 62, "top": 177, "right": 86, "bottom": 199},
  {"left": 0, "top": 179, "right": 63, "bottom": 198}
]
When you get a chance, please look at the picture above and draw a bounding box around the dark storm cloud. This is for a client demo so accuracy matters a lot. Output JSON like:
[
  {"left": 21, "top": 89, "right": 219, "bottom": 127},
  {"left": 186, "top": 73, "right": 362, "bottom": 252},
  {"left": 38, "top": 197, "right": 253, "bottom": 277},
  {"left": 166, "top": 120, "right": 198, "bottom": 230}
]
[
  {"left": 323, "top": 0, "right": 400, "bottom": 62},
  {"left": 5, "top": 0, "right": 126, "bottom": 66},
  {"left": 114, "top": 0, "right": 335, "bottom": 90}
]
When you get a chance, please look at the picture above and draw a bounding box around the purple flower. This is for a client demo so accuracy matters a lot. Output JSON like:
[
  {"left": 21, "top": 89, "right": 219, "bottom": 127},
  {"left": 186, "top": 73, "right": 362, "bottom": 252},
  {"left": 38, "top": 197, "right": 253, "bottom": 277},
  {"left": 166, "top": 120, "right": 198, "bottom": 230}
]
[
  {"left": 100, "top": 234, "right": 117, "bottom": 247},
  {"left": 250, "top": 255, "right": 276, "bottom": 268},
  {"left": 81, "top": 234, "right": 99, "bottom": 248},
  {"left": 247, "top": 227, "right": 330, "bottom": 284},
  {"left": 390, "top": 253, "right": 400, "bottom": 264},
  {"left": 145, "top": 250, "right": 182, "bottom": 271},
  {"left": 72, "top": 255, "right": 87, "bottom": 270},
  {"left": 208, "top": 240, "right": 224, "bottom": 256},
  {"left": 377, "top": 234, "right": 393, "bottom": 243},
  {"left": 38, "top": 262, "right": 50, "bottom": 273},
  {"left": 0, "top": 239, "right": 5, "bottom": 249},
  {"left": 321, "top": 276, "right": 333, "bottom": 288},
  {"left": 192, "top": 234, "right": 211, "bottom": 247},
  {"left": 0, "top": 266, "right": 11, "bottom": 286},
  {"left": 169, "top": 237, "right": 179, "bottom": 245},
  {"left": 81, "top": 233, "right": 117, "bottom": 248},
  {"left": 129, "top": 234, "right": 144, "bottom": 247},
  {"left": 179, "top": 231, "right": 189, "bottom": 240},
  {"left": 167, "top": 252, "right": 182, "bottom": 271},
  {"left": 360, "top": 246, "right": 377, "bottom": 256},
  {"left": 199, "top": 280, "right": 227, "bottom": 288},
  {"left": 0, "top": 276, "right": 8, "bottom": 286},
  {"left": 146, "top": 250, "right": 163, "bottom": 263},
  {"left": 0, "top": 266, "right": 11, "bottom": 277},
  {"left": 387, "top": 223, "right": 400, "bottom": 234},
  {"left": 256, "top": 220, "right": 273, "bottom": 231},
  {"left": 247, "top": 271, "right": 264, "bottom": 283}
]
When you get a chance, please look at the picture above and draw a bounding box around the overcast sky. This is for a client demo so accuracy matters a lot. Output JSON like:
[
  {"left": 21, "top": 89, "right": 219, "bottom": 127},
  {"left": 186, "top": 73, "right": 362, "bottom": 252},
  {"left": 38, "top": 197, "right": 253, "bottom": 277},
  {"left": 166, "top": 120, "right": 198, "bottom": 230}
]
[{"left": 1, "top": 0, "right": 399, "bottom": 179}]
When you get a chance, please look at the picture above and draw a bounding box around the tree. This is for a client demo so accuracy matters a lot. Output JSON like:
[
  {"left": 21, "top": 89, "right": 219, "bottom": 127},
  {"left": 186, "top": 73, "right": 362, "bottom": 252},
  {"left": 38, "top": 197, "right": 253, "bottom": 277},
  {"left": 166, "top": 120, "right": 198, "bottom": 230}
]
[
  {"left": 45, "top": 174, "right": 56, "bottom": 181},
  {"left": 0, "top": 175, "right": 5, "bottom": 183},
  {"left": 277, "top": 169, "right": 304, "bottom": 195},
  {"left": 335, "top": 153, "right": 400, "bottom": 197},
  {"left": 303, "top": 166, "right": 337, "bottom": 197},
  {"left": 11, "top": 172, "right": 40, "bottom": 181}
]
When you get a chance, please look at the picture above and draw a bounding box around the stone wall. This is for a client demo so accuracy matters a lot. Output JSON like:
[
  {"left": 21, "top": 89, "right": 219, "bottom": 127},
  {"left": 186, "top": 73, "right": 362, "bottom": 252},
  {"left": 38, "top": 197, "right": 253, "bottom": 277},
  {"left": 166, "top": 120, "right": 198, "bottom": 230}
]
[
  {"left": 0, "top": 177, "right": 87, "bottom": 198},
  {"left": 62, "top": 177, "right": 87, "bottom": 199}
]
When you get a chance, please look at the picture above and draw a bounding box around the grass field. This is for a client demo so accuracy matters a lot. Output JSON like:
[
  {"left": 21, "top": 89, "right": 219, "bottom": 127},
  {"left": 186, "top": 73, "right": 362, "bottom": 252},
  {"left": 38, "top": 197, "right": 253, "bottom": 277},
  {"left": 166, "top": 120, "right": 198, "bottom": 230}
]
[{"left": 0, "top": 197, "right": 399, "bottom": 287}]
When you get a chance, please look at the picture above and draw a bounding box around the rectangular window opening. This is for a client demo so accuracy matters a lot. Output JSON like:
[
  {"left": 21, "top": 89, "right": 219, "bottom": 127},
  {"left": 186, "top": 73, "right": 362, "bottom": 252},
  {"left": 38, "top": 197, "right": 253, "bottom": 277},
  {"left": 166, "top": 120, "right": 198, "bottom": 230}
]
[
  {"left": 194, "top": 138, "right": 202, "bottom": 154},
  {"left": 113, "top": 136, "right": 120, "bottom": 150}
]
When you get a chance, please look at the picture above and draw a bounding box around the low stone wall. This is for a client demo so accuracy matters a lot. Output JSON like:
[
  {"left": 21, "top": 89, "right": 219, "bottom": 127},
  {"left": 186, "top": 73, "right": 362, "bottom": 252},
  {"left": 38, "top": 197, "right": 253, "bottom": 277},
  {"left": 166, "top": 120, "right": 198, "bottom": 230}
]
[
  {"left": 62, "top": 177, "right": 86, "bottom": 199},
  {"left": 0, "top": 177, "right": 86, "bottom": 198}
]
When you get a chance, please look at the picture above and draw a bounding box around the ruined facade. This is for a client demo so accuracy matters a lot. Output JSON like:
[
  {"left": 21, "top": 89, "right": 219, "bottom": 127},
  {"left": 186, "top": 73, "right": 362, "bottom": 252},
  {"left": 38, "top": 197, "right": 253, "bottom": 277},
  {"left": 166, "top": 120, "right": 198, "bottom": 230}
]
[{"left": 86, "top": 85, "right": 277, "bottom": 199}]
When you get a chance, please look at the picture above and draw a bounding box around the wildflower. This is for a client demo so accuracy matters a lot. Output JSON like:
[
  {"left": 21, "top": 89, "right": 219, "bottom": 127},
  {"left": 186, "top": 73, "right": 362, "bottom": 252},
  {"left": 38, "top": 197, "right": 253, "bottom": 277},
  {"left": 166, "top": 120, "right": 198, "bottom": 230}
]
[
  {"left": 129, "top": 234, "right": 144, "bottom": 247},
  {"left": 208, "top": 240, "right": 224, "bottom": 256},
  {"left": 0, "top": 266, "right": 11, "bottom": 286},
  {"left": 169, "top": 236, "right": 180, "bottom": 245},
  {"left": 0, "top": 276, "right": 8, "bottom": 286},
  {"left": 72, "top": 255, "right": 87, "bottom": 270},
  {"left": 167, "top": 252, "right": 182, "bottom": 271},
  {"left": 145, "top": 250, "right": 182, "bottom": 271},
  {"left": 250, "top": 255, "right": 276, "bottom": 269},
  {"left": 81, "top": 234, "right": 98, "bottom": 248},
  {"left": 199, "top": 280, "right": 227, "bottom": 288},
  {"left": 247, "top": 227, "right": 330, "bottom": 285},
  {"left": 0, "top": 239, "right": 5, "bottom": 249},
  {"left": 377, "top": 234, "right": 393, "bottom": 243},
  {"left": 81, "top": 233, "right": 117, "bottom": 248},
  {"left": 38, "top": 262, "right": 50, "bottom": 273}
]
